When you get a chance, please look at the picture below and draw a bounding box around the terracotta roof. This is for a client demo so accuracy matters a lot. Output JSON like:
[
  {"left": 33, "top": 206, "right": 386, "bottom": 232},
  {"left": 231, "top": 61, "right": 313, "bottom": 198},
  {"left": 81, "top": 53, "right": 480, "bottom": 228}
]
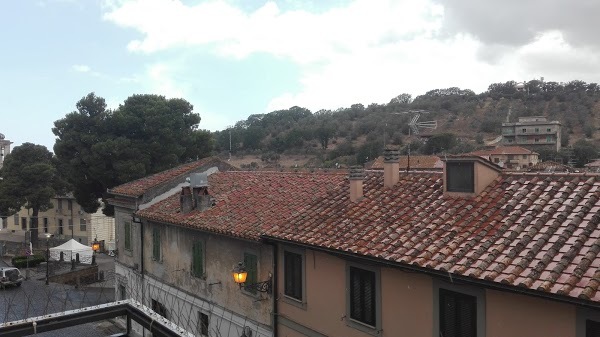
[
  {"left": 370, "top": 155, "right": 443, "bottom": 170},
  {"left": 137, "top": 171, "right": 347, "bottom": 240},
  {"left": 108, "top": 157, "right": 234, "bottom": 197},
  {"left": 469, "top": 146, "right": 538, "bottom": 156},
  {"left": 266, "top": 170, "right": 600, "bottom": 303},
  {"left": 529, "top": 161, "right": 575, "bottom": 173},
  {"left": 585, "top": 160, "right": 600, "bottom": 168}
]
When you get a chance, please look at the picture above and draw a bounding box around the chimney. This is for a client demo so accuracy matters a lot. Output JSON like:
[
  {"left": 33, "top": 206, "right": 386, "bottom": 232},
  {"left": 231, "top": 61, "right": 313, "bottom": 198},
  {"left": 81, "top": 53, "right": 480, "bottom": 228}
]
[
  {"left": 383, "top": 147, "right": 400, "bottom": 188},
  {"left": 349, "top": 166, "right": 364, "bottom": 202},
  {"left": 181, "top": 173, "right": 212, "bottom": 213},
  {"left": 180, "top": 186, "right": 194, "bottom": 213}
]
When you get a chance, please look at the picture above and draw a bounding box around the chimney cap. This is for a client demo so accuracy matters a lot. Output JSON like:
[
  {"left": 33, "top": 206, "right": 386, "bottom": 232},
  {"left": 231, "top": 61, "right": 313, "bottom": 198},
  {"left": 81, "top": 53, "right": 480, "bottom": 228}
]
[
  {"left": 349, "top": 166, "right": 364, "bottom": 180},
  {"left": 189, "top": 173, "right": 209, "bottom": 187},
  {"left": 383, "top": 147, "right": 401, "bottom": 163}
]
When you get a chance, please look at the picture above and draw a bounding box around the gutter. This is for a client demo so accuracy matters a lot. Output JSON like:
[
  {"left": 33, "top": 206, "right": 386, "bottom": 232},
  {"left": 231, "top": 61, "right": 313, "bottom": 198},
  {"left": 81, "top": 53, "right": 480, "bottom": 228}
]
[{"left": 261, "top": 235, "right": 600, "bottom": 311}]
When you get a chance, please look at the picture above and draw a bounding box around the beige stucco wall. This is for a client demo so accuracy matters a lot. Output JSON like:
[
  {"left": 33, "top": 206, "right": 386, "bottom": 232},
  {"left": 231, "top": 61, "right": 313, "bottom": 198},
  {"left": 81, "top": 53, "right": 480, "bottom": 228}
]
[
  {"left": 277, "top": 248, "right": 433, "bottom": 337},
  {"left": 486, "top": 289, "right": 575, "bottom": 337},
  {"left": 278, "top": 246, "right": 583, "bottom": 337}
]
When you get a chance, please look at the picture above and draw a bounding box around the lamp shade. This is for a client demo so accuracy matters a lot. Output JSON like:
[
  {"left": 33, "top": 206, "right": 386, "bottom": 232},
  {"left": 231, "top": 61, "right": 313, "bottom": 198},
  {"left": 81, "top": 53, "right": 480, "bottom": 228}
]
[
  {"left": 232, "top": 263, "right": 247, "bottom": 284},
  {"left": 92, "top": 241, "right": 100, "bottom": 251}
]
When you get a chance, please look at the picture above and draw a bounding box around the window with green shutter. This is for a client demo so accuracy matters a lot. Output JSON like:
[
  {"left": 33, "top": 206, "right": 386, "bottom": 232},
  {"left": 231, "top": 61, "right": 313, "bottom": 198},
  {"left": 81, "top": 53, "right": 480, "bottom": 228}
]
[
  {"left": 192, "top": 241, "right": 204, "bottom": 278},
  {"left": 244, "top": 253, "right": 258, "bottom": 294},
  {"left": 124, "top": 221, "right": 132, "bottom": 251},
  {"left": 152, "top": 227, "right": 161, "bottom": 261}
]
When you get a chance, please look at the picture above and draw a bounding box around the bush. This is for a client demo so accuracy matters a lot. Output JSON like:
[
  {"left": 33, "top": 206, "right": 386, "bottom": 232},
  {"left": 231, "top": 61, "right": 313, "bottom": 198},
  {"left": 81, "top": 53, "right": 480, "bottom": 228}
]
[{"left": 11, "top": 255, "right": 46, "bottom": 268}]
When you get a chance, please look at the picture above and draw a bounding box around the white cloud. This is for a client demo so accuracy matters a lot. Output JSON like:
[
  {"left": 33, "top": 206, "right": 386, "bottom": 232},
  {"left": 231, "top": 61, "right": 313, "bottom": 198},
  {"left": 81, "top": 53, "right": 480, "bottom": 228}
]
[
  {"left": 72, "top": 64, "right": 91, "bottom": 73},
  {"left": 102, "top": 0, "right": 600, "bottom": 124}
]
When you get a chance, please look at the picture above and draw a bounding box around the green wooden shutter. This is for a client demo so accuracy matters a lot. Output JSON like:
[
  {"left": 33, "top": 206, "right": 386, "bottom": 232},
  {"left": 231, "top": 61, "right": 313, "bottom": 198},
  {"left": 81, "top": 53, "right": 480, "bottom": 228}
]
[
  {"left": 153, "top": 228, "right": 160, "bottom": 260},
  {"left": 244, "top": 253, "right": 258, "bottom": 294},
  {"left": 192, "top": 241, "right": 204, "bottom": 277},
  {"left": 124, "top": 222, "right": 131, "bottom": 250}
]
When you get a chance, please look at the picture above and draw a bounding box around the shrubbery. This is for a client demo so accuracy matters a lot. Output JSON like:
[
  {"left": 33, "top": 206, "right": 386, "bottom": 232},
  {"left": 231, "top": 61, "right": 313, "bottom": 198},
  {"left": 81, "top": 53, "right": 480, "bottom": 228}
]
[{"left": 11, "top": 255, "right": 46, "bottom": 268}]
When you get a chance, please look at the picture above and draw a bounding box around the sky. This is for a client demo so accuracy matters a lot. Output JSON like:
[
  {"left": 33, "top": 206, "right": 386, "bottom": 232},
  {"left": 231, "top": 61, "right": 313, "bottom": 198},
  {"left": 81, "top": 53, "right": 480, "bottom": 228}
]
[{"left": 1, "top": 0, "right": 599, "bottom": 151}]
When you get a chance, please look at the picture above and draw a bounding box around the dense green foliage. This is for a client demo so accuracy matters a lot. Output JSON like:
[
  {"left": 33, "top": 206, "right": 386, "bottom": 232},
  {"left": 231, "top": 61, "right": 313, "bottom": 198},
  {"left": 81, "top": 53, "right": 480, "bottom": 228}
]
[
  {"left": 214, "top": 79, "right": 600, "bottom": 167},
  {"left": 53, "top": 93, "right": 213, "bottom": 215},
  {"left": 11, "top": 255, "right": 45, "bottom": 268},
  {"left": 0, "top": 143, "right": 67, "bottom": 246}
]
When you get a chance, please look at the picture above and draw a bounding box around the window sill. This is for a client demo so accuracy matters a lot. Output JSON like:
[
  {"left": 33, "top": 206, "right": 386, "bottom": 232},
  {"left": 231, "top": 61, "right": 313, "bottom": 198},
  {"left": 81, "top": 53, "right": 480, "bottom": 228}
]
[
  {"left": 281, "top": 295, "right": 306, "bottom": 310},
  {"left": 346, "top": 318, "right": 380, "bottom": 336}
]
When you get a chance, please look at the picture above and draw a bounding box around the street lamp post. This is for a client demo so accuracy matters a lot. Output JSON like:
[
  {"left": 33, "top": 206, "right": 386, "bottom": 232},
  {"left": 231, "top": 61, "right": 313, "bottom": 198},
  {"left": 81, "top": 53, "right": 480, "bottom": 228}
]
[
  {"left": 92, "top": 238, "right": 100, "bottom": 265},
  {"left": 45, "top": 233, "right": 53, "bottom": 285}
]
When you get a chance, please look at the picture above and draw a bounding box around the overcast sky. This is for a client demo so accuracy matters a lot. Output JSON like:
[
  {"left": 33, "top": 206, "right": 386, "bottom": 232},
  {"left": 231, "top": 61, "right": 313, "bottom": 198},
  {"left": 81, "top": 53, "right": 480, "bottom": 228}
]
[{"left": 2, "top": 0, "right": 599, "bottom": 150}]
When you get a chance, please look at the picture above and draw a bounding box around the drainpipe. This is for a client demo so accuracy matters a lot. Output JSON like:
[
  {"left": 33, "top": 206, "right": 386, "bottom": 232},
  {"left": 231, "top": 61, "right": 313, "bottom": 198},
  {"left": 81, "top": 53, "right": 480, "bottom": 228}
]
[{"left": 271, "top": 242, "right": 278, "bottom": 337}]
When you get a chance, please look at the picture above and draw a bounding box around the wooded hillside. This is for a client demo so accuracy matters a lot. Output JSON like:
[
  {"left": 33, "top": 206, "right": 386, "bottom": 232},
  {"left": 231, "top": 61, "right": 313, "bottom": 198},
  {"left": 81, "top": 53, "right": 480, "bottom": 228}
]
[{"left": 212, "top": 80, "right": 600, "bottom": 168}]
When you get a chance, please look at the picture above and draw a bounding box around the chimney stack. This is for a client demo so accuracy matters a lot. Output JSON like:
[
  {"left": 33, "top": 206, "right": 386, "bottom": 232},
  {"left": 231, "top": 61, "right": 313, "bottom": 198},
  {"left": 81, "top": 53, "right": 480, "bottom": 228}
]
[
  {"left": 383, "top": 147, "right": 400, "bottom": 188},
  {"left": 181, "top": 173, "right": 212, "bottom": 213},
  {"left": 349, "top": 166, "right": 364, "bottom": 202},
  {"left": 180, "top": 186, "right": 194, "bottom": 213}
]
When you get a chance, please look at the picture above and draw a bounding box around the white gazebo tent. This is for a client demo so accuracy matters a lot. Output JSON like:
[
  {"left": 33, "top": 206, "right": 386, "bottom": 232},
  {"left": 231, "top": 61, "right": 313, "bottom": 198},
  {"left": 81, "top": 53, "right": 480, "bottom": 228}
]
[{"left": 49, "top": 239, "right": 94, "bottom": 264}]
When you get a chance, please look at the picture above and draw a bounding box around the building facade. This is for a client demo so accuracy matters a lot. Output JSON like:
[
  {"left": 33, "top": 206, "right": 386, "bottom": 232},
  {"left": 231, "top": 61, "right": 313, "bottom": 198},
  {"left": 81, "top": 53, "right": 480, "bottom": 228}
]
[
  {"left": 502, "top": 116, "right": 562, "bottom": 151},
  {"left": 0, "top": 132, "right": 12, "bottom": 169},
  {"left": 470, "top": 146, "right": 539, "bottom": 170},
  {"left": 3, "top": 194, "right": 114, "bottom": 246}
]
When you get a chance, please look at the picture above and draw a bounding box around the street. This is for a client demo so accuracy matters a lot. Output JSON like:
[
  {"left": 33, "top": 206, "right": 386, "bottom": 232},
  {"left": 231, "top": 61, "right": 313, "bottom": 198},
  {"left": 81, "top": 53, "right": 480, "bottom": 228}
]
[{"left": 0, "top": 256, "right": 124, "bottom": 336}]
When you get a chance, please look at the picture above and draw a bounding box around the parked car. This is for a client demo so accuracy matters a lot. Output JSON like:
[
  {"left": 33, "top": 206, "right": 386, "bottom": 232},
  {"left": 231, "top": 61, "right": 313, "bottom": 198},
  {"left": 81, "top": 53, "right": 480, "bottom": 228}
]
[{"left": 0, "top": 267, "right": 24, "bottom": 288}]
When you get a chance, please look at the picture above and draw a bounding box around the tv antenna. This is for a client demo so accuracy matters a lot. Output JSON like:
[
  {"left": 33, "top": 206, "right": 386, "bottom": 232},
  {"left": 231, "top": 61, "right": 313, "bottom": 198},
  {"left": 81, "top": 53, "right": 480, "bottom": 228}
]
[{"left": 405, "top": 112, "right": 437, "bottom": 171}]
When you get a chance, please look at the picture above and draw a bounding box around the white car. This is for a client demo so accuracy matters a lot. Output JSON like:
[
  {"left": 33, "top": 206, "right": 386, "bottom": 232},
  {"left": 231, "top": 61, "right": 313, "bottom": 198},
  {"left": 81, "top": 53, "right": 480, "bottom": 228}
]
[{"left": 0, "top": 267, "right": 24, "bottom": 288}]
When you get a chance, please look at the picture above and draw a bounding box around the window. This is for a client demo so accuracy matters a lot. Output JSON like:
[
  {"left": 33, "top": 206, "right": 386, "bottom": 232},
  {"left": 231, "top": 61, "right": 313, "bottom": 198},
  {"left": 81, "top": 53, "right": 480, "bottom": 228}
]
[
  {"left": 67, "top": 200, "right": 72, "bottom": 211},
  {"left": 522, "top": 128, "right": 527, "bottom": 133},
  {"left": 535, "top": 128, "right": 539, "bottom": 132},
  {"left": 152, "top": 227, "right": 161, "bottom": 261},
  {"left": 124, "top": 221, "right": 132, "bottom": 251},
  {"left": 547, "top": 128, "right": 551, "bottom": 132},
  {"left": 446, "top": 162, "right": 474, "bottom": 193},
  {"left": 68, "top": 219, "right": 73, "bottom": 231},
  {"left": 493, "top": 158, "right": 499, "bottom": 163},
  {"left": 348, "top": 266, "right": 377, "bottom": 327},
  {"left": 192, "top": 241, "right": 204, "bottom": 278},
  {"left": 243, "top": 253, "right": 258, "bottom": 294},
  {"left": 79, "top": 218, "right": 87, "bottom": 232},
  {"left": 284, "top": 251, "right": 303, "bottom": 301},
  {"left": 198, "top": 312, "right": 209, "bottom": 337},
  {"left": 587, "top": 320, "right": 600, "bottom": 337},
  {"left": 1, "top": 218, "right": 6, "bottom": 229},
  {"left": 119, "top": 284, "right": 127, "bottom": 301},
  {"left": 151, "top": 299, "right": 167, "bottom": 318},
  {"left": 57, "top": 199, "right": 62, "bottom": 210},
  {"left": 58, "top": 219, "right": 63, "bottom": 235},
  {"left": 21, "top": 217, "right": 27, "bottom": 230},
  {"left": 439, "top": 289, "right": 477, "bottom": 337},
  {"left": 522, "top": 155, "right": 527, "bottom": 159},
  {"left": 547, "top": 135, "right": 553, "bottom": 142},
  {"left": 43, "top": 218, "right": 48, "bottom": 233}
]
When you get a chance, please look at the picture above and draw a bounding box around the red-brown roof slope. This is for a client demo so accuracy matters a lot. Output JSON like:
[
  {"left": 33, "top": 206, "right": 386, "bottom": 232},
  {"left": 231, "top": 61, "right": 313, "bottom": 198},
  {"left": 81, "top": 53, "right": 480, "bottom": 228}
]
[
  {"left": 266, "top": 171, "right": 600, "bottom": 303},
  {"left": 470, "top": 146, "right": 538, "bottom": 156},
  {"left": 370, "top": 155, "right": 442, "bottom": 170},
  {"left": 137, "top": 171, "right": 347, "bottom": 240},
  {"left": 109, "top": 157, "right": 234, "bottom": 197}
]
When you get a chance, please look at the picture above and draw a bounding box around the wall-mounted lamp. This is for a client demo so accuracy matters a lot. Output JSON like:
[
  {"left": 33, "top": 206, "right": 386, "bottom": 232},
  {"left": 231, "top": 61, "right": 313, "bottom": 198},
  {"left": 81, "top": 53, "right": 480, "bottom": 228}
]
[{"left": 231, "top": 262, "right": 272, "bottom": 294}]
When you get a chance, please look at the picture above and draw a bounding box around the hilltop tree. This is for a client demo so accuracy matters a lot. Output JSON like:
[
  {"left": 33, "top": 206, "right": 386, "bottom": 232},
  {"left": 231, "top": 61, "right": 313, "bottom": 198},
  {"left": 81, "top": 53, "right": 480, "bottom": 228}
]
[
  {"left": 53, "top": 93, "right": 213, "bottom": 215},
  {"left": 0, "top": 143, "right": 67, "bottom": 247}
]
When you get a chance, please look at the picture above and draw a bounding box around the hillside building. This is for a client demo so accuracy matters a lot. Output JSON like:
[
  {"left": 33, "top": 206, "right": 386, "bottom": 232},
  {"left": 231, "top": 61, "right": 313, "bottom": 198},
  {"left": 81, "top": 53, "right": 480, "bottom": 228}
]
[
  {"left": 469, "top": 146, "right": 539, "bottom": 170},
  {"left": 0, "top": 133, "right": 12, "bottom": 169},
  {"left": 501, "top": 116, "right": 561, "bottom": 151},
  {"left": 3, "top": 194, "right": 115, "bottom": 247}
]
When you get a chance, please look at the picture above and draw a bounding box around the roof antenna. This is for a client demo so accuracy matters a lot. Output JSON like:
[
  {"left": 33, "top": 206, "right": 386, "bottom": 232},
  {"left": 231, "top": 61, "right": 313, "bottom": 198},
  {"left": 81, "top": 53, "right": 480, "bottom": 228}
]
[{"left": 405, "top": 112, "right": 437, "bottom": 171}]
